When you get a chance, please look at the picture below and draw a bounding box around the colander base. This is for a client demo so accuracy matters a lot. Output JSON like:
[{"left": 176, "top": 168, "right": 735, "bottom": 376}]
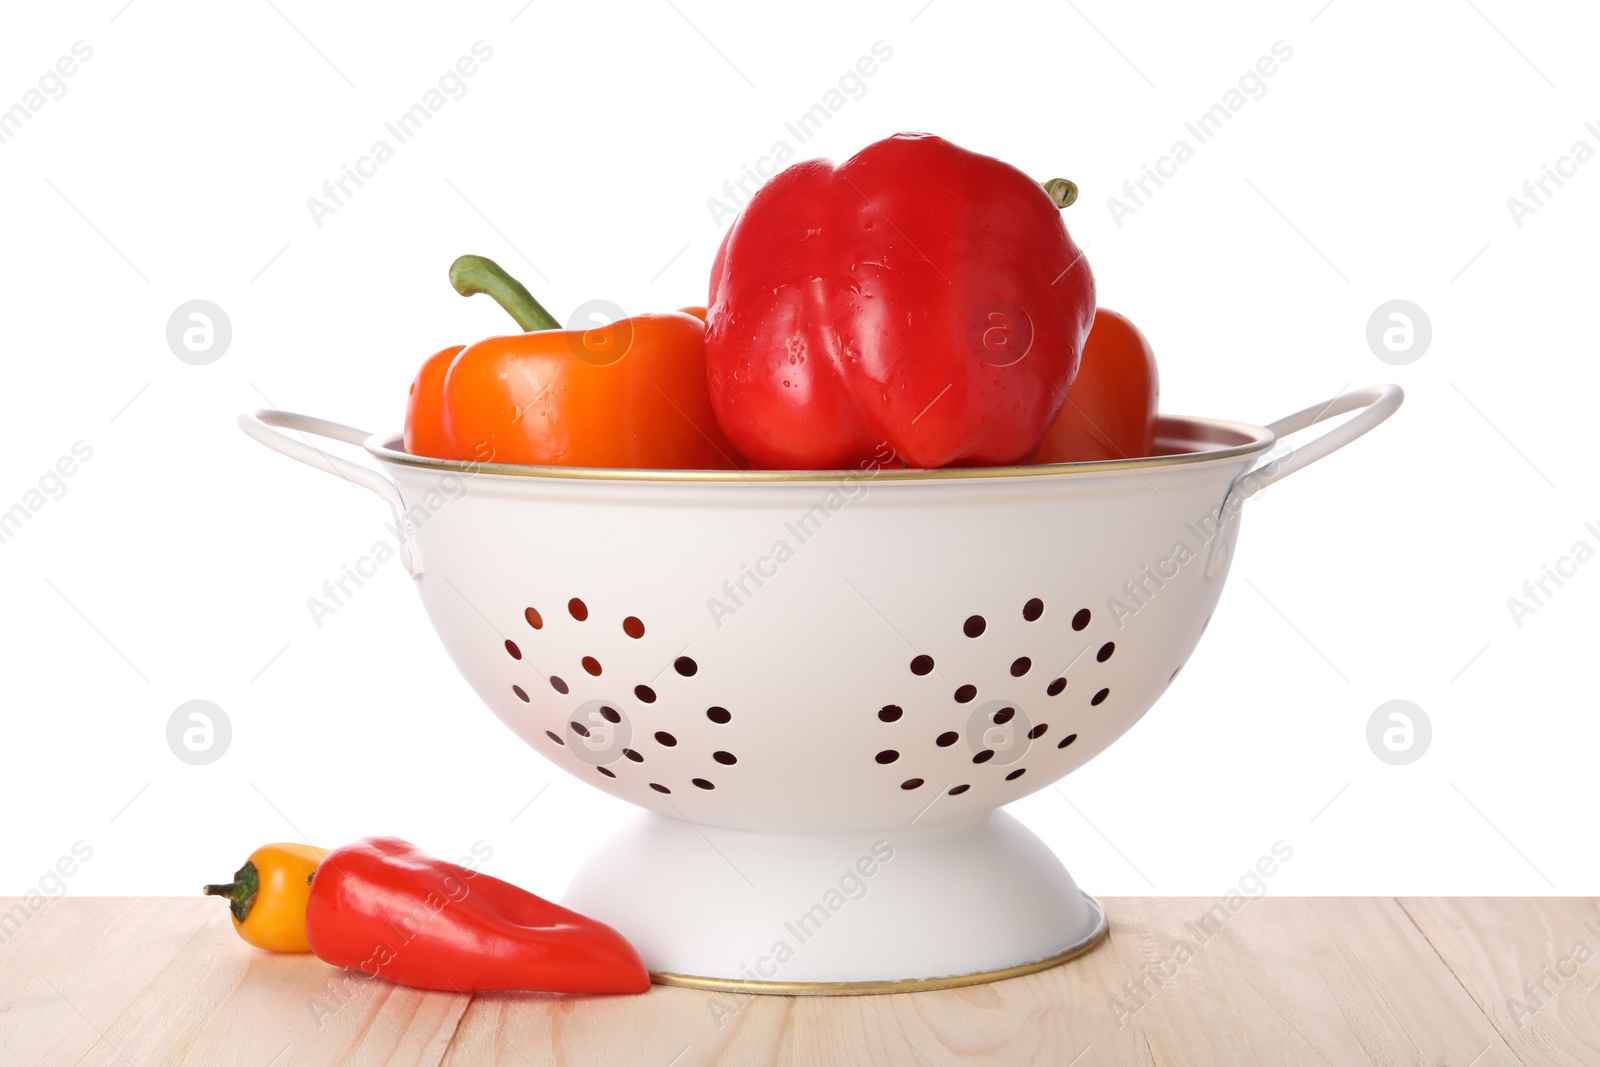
[
  {"left": 649, "top": 894, "right": 1108, "bottom": 995},
  {"left": 562, "top": 810, "right": 1107, "bottom": 990}
]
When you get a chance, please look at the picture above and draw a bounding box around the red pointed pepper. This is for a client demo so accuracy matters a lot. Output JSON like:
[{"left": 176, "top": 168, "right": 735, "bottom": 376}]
[{"left": 303, "top": 837, "right": 649, "bottom": 994}]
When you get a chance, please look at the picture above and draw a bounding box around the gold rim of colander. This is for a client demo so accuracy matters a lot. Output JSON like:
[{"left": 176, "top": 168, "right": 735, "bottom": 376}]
[
  {"left": 646, "top": 893, "right": 1108, "bottom": 996},
  {"left": 365, "top": 415, "right": 1273, "bottom": 483}
]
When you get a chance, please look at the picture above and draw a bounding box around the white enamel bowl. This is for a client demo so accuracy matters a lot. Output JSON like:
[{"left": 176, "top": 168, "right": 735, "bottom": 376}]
[{"left": 241, "top": 383, "right": 1400, "bottom": 991}]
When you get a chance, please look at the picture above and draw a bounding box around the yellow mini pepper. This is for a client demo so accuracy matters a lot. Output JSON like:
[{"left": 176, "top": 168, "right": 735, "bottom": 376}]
[{"left": 203, "top": 842, "right": 330, "bottom": 952}]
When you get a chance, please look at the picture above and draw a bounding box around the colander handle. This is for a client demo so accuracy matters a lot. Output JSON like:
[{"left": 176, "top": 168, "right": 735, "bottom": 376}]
[
  {"left": 238, "top": 409, "right": 422, "bottom": 579},
  {"left": 1202, "top": 383, "right": 1402, "bottom": 579},
  {"left": 1231, "top": 383, "right": 1403, "bottom": 503}
]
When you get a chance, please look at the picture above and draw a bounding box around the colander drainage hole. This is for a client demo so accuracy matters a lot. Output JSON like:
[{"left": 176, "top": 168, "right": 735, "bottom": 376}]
[
  {"left": 901, "top": 778, "right": 924, "bottom": 790},
  {"left": 936, "top": 731, "right": 959, "bottom": 747},
  {"left": 993, "top": 707, "right": 1015, "bottom": 725},
  {"left": 600, "top": 706, "right": 621, "bottom": 723},
  {"left": 910, "top": 654, "right": 935, "bottom": 676},
  {"left": 550, "top": 676, "right": 569, "bottom": 695},
  {"left": 582, "top": 656, "right": 602, "bottom": 676},
  {"left": 512, "top": 685, "right": 529, "bottom": 702},
  {"left": 1023, "top": 598, "right": 1044, "bottom": 622},
  {"left": 635, "top": 685, "right": 657, "bottom": 703},
  {"left": 545, "top": 730, "right": 563, "bottom": 745},
  {"left": 569, "top": 598, "right": 588, "bottom": 621},
  {"left": 675, "top": 656, "right": 698, "bottom": 677},
  {"left": 692, "top": 778, "right": 715, "bottom": 790},
  {"left": 713, "top": 751, "right": 737, "bottom": 765},
  {"left": 623, "top": 616, "right": 645, "bottom": 638},
  {"left": 1091, "top": 688, "right": 1110, "bottom": 706},
  {"left": 570, "top": 721, "right": 591, "bottom": 738},
  {"left": 707, "top": 706, "right": 732, "bottom": 724},
  {"left": 650, "top": 783, "right": 671, "bottom": 793},
  {"left": 623, "top": 748, "right": 643, "bottom": 762},
  {"left": 878, "top": 705, "right": 903, "bottom": 722},
  {"left": 963, "top": 615, "right": 986, "bottom": 638},
  {"left": 504, "top": 640, "right": 522, "bottom": 660},
  {"left": 655, "top": 731, "right": 677, "bottom": 747},
  {"left": 1058, "top": 733, "right": 1078, "bottom": 749},
  {"left": 525, "top": 607, "right": 543, "bottom": 629},
  {"left": 1010, "top": 657, "right": 1031, "bottom": 676},
  {"left": 1047, "top": 678, "right": 1067, "bottom": 697},
  {"left": 973, "top": 750, "right": 994, "bottom": 764},
  {"left": 1005, "top": 768, "right": 1026, "bottom": 781},
  {"left": 949, "top": 784, "right": 971, "bottom": 795},
  {"left": 954, "top": 684, "right": 977, "bottom": 703},
  {"left": 1097, "top": 642, "right": 1115, "bottom": 662},
  {"left": 597, "top": 766, "right": 616, "bottom": 778},
  {"left": 876, "top": 750, "right": 899, "bottom": 764},
  {"left": 1028, "top": 723, "right": 1048, "bottom": 740},
  {"left": 1072, "top": 608, "right": 1091, "bottom": 631}
]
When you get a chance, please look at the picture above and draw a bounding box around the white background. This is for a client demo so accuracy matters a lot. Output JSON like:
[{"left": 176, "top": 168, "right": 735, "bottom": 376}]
[{"left": 2, "top": 0, "right": 1595, "bottom": 904}]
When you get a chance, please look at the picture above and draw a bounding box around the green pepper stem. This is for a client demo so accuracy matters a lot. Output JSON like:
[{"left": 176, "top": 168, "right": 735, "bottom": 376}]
[
  {"left": 449, "top": 254, "right": 561, "bottom": 333},
  {"left": 1042, "top": 178, "right": 1079, "bottom": 209},
  {"left": 203, "top": 860, "right": 260, "bottom": 922}
]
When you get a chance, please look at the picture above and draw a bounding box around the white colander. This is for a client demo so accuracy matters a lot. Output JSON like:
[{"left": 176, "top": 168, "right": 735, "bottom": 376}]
[{"left": 241, "top": 383, "right": 1400, "bottom": 992}]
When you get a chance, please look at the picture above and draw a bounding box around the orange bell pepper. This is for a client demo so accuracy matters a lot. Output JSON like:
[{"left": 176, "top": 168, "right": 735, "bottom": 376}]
[
  {"left": 406, "top": 256, "right": 560, "bottom": 459},
  {"left": 405, "top": 256, "right": 739, "bottom": 470},
  {"left": 1033, "top": 307, "right": 1158, "bottom": 463},
  {"left": 403, "top": 344, "right": 462, "bottom": 459}
]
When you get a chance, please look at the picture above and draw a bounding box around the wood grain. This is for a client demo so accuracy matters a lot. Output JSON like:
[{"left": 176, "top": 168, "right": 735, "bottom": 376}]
[
  {"left": 1401, "top": 897, "right": 1600, "bottom": 1067},
  {"left": 1100, "top": 896, "right": 1520, "bottom": 1066},
  {"left": 0, "top": 897, "right": 467, "bottom": 1067},
  {"left": 1, "top": 896, "right": 1594, "bottom": 1066}
]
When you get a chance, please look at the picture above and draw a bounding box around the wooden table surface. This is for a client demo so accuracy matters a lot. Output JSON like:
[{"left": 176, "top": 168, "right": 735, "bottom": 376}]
[{"left": 4, "top": 896, "right": 1599, "bottom": 1066}]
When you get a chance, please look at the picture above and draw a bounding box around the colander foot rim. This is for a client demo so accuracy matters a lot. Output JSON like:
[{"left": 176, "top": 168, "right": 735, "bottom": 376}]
[{"left": 647, "top": 892, "right": 1107, "bottom": 996}]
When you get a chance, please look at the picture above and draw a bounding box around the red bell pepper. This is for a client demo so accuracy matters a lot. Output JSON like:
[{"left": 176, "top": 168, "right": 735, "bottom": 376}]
[
  {"left": 705, "top": 132, "right": 1096, "bottom": 469},
  {"left": 304, "top": 837, "right": 649, "bottom": 994}
]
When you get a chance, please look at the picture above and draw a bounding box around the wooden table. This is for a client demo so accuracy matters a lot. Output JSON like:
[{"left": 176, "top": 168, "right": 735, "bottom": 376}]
[{"left": 4, "top": 896, "right": 1598, "bottom": 1065}]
